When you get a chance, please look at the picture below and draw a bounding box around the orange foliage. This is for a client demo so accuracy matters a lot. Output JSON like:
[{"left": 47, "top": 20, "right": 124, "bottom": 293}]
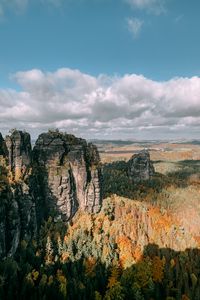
[
  {"left": 84, "top": 257, "right": 96, "bottom": 277},
  {"left": 61, "top": 252, "right": 70, "bottom": 263},
  {"left": 148, "top": 207, "right": 172, "bottom": 233},
  {"left": 133, "top": 245, "right": 143, "bottom": 262},
  {"left": 116, "top": 235, "right": 135, "bottom": 267},
  {"left": 107, "top": 266, "right": 121, "bottom": 289},
  {"left": 152, "top": 256, "right": 165, "bottom": 283},
  {"left": 194, "top": 236, "right": 200, "bottom": 247},
  {"left": 182, "top": 295, "right": 190, "bottom": 300}
]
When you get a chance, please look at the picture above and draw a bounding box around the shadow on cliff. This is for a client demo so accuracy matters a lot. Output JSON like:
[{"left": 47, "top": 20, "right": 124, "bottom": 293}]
[
  {"left": 0, "top": 165, "right": 9, "bottom": 192},
  {"left": 30, "top": 166, "right": 77, "bottom": 227},
  {"left": 1, "top": 242, "right": 200, "bottom": 300}
]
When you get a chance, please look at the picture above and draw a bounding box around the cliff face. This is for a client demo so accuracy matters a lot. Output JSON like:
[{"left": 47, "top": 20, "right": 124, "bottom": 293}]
[
  {"left": 0, "top": 182, "right": 37, "bottom": 258},
  {"left": 0, "top": 130, "right": 102, "bottom": 258},
  {"left": 128, "top": 150, "right": 155, "bottom": 182},
  {"left": 63, "top": 195, "right": 198, "bottom": 268},
  {"left": 0, "top": 133, "right": 6, "bottom": 156},
  {"left": 32, "top": 131, "right": 102, "bottom": 221},
  {"left": 5, "top": 130, "right": 32, "bottom": 181},
  {"left": 0, "top": 131, "right": 36, "bottom": 258}
]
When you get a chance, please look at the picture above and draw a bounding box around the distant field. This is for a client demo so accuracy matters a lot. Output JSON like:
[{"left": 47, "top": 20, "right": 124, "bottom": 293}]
[
  {"left": 99, "top": 139, "right": 200, "bottom": 239},
  {"left": 93, "top": 140, "right": 200, "bottom": 168}
]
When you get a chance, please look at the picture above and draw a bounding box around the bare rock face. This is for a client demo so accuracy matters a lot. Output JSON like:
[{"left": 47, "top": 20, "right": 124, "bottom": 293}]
[
  {"left": 33, "top": 131, "right": 102, "bottom": 221},
  {"left": 0, "top": 129, "right": 102, "bottom": 258},
  {"left": 0, "top": 133, "right": 6, "bottom": 156},
  {"left": 0, "top": 133, "right": 7, "bottom": 257},
  {"left": 0, "top": 131, "right": 36, "bottom": 258},
  {"left": 5, "top": 130, "right": 32, "bottom": 181},
  {"left": 0, "top": 183, "right": 37, "bottom": 258},
  {"left": 128, "top": 150, "right": 155, "bottom": 182}
]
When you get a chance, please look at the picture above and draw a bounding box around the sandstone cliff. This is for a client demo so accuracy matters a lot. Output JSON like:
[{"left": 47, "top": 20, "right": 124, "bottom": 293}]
[
  {"left": 0, "top": 133, "right": 6, "bottom": 156},
  {"left": 0, "top": 129, "right": 102, "bottom": 258},
  {"left": 32, "top": 131, "right": 102, "bottom": 221},
  {"left": 5, "top": 130, "right": 32, "bottom": 181},
  {"left": 62, "top": 195, "right": 198, "bottom": 268},
  {"left": 128, "top": 149, "right": 155, "bottom": 182},
  {"left": 0, "top": 130, "right": 36, "bottom": 257}
]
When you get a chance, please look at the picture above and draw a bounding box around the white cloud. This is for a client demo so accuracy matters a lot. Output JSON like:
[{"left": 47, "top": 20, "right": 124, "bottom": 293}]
[
  {"left": 1, "top": 68, "right": 200, "bottom": 140},
  {"left": 0, "top": 0, "right": 64, "bottom": 17},
  {"left": 125, "top": 0, "right": 166, "bottom": 15},
  {"left": 126, "top": 17, "right": 144, "bottom": 38}
]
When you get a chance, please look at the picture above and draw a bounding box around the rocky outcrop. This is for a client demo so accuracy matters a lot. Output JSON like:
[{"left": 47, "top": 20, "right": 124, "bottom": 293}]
[
  {"left": 0, "top": 183, "right": 37, "bottom": 258},
  {"left": 0, "top": 129, "right": 102, "bottom": 258},
  {"left": 32, "top": 131, "right": 102, "bottom": 221},
  {"left": 5, "top": 130, "right": 32, "bottom": 181},
  {"left": 128, "top": 150, "right": 155, "bottom": 182},
  {"left": 0, "top": 131, "right": 36, "bottom": 258},
  {"left": 0, "top": 133, "right": 6, "bottom": 156}
]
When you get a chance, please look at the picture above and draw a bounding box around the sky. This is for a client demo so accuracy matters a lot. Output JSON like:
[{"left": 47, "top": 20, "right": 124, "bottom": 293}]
[{"left": 0, "top": 0, "right": 200, "bottom": 140}]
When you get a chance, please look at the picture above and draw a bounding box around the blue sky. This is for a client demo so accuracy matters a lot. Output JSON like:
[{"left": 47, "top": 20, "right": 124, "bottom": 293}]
[
  {"left": 1, "top": 0, "right": 200, "bottom": 85},
  {"left": 0, "top": 0, "right": 200, "bottom": 139}
]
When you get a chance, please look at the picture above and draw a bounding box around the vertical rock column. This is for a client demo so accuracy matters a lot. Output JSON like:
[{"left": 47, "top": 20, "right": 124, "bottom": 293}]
[
  {"left": 33, "top": 131, "right": 102, "bottom": 221},
  {"left": 1, "top": 130, "right": 36, "bottom": 257},
  {"left": 5, "top": 130, "right": 32, "bottom": 181},
  {"left": 128, "top": 150, "right": 155, "bottom": 182}
]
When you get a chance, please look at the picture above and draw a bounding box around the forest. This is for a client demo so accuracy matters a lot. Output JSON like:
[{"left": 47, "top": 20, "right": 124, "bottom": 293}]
[
  {"left": 0, "top": 192, "right": 200, "bottom": 300},
  {"left": 1, "top": 134, "right": 200, "bottom": 300}
]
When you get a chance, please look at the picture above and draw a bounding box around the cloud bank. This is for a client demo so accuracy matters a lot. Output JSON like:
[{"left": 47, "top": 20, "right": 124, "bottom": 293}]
[{"left": 0, "top": 68, "right": 200, "bottom": 140}]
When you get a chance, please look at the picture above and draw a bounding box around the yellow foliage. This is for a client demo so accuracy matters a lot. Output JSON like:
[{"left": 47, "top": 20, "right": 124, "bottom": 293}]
[
  {"left": 20, "top": 240, "right": 28, "bottom": 250},
  {"left": 152, "top": 256, "right": 165, "bottom": 283},
  {"left": 32, "top": 270, "right": 39, "bottom": 281},
  {"left": 57, "top": 269, "right": 67, "bottom": 284},
  {"left": 133, "top": 245, "right": 143, "bottom": 262},
  {"left": 84, "top": 257, "right": 96, "bottom": 278},
  {"left": 107, "top": 266, "right": 121, "bottom": 289},
  {"left": 57, "top": 270, "right": 67, "bottom": 298},
  {"left": 15, "top": 166, "right": 22, "bottom": 181},
  {"left": 48, "top": 275, "right": 54, "bottom": 286},
  {"left": 170, "top": 258, "right": 175, "bottom": 268},
  {"left": 26, "top": 273, "right": 34, "bottom": 286},
  {"left": 117, "top": 235, "right": 135, "bottom": 268},
  {"left": 61, "top": 251, "right": 70, "bottom": 263},
  {"left": 190, "top": 273, "right": 198, "bottom": 287}
]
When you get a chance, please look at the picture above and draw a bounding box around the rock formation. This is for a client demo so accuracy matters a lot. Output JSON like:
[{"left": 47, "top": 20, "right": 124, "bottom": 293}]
[
  {"left": 0, "top": 129, "right": 102, "bottom": 258},
  {"left": 0, "top": 133, "right": 5, "bottom": 156},
  {"left": 128, "top": 150, "right": 155, "bottom": 182},
  {"left": 5, "top": 130, "right": 32, "bottom": 181},
  {"left": 0, "top": 133, "right": 8, "bottom": 159},
  {"left": 32, "top": 131, "right": 102, "bottom": 221},
  {"left": 0, "top": 130, "right": 36, "bottom": 257}
]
